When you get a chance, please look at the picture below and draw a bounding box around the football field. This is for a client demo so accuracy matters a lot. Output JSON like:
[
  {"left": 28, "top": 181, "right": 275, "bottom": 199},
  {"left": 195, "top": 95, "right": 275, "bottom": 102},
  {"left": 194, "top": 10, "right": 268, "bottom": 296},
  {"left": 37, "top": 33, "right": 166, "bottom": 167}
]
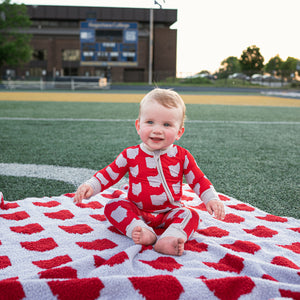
[{"left": 0, "top": 90, "right": 299, "bottom": 218}]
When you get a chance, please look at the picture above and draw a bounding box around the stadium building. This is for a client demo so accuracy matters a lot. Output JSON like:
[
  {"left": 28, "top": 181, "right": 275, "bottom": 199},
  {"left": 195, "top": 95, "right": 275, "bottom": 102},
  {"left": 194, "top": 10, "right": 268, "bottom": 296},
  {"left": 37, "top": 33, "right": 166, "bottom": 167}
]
[{"left": 5, "top": 5, "right": 177, "bottom": 83}]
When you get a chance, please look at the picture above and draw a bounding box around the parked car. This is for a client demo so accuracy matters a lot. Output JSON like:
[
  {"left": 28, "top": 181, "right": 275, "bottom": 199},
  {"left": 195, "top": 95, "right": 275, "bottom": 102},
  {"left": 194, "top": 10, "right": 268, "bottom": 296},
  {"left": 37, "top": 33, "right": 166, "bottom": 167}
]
[
  {"left": 251, "top": 74, "right": 263, "bottom": 81},
  {"left": 262, "top": 75, "right": 280, "bottom": 82},
  {"left": 228, "top": 73, "right": 250, "bottom": 80}
]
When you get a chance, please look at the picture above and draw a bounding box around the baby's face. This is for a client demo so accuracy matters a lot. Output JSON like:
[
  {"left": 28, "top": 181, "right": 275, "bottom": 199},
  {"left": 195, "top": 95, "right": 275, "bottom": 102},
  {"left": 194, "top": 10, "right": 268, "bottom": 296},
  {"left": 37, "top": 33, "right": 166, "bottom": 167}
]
[{"left": 135, "top": 100, "right": 185, "bottom": 151}]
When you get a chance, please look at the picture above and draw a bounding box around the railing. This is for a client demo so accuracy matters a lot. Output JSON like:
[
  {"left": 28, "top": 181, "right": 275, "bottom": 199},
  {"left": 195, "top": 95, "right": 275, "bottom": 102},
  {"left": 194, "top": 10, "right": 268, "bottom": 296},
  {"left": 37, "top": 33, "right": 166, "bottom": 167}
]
[{"left": 1, "top": 79, "right": 110, "bottom": 91}]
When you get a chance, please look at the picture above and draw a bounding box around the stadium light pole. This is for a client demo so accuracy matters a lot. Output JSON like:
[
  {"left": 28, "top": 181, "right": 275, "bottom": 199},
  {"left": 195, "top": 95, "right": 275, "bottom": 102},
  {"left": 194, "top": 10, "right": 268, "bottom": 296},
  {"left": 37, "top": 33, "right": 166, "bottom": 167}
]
[
  {"left": 149, "top": 1, "right": 164, "bottom": 85},
  {"left": 148, "top": 8, "right": 153, "bottom": 85}
]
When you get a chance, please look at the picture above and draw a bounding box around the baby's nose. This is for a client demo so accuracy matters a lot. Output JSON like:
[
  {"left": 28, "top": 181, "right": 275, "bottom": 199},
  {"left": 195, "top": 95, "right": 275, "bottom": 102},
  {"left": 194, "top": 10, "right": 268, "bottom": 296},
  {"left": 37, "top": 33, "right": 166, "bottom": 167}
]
[{"left": 152, "top": 125, "right": 163, "bottom": 134}]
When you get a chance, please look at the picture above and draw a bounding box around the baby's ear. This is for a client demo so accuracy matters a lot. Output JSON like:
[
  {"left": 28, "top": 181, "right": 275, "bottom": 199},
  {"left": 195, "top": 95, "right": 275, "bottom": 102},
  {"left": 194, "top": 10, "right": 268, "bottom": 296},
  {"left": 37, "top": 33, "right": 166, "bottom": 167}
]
[
  {"left": 176, "top": 127, "right": 185, "bottom": 140},
  {"left": 135, "top": 119, "right": 140, "bottom": 134}
]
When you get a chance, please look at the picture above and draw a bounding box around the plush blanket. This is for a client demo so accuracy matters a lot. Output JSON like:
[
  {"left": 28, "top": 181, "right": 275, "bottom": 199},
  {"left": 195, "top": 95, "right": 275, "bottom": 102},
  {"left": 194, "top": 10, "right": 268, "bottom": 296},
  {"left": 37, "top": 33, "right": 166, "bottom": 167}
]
[{"left": 0, "top": 186, "right": 299, "bottom": 300}]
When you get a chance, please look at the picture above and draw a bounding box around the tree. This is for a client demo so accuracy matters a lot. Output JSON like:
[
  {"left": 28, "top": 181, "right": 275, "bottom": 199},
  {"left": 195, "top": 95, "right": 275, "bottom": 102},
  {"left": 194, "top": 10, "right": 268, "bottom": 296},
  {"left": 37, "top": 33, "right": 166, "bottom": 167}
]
[
  {"left": 0, "top": 0, "right": 32, "bottom": 69},
  {"left": 218, "top": 56, "right": 241, "bottom": 79},
  {"left": 265, "top": 55, "right": 283, "bottom": 77},
  {"left": 281, "top": 57, "right": 298, "bottom": 81},
  {"left": 239, "top": 45, "right": 264, "bottom": 76}
]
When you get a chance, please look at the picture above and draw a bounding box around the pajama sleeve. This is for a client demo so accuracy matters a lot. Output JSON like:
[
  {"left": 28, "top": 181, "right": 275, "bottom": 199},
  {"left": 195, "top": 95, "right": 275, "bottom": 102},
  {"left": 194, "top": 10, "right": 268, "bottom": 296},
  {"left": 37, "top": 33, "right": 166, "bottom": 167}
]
[
  {"left": 85, "top": 150, "right": 129, "bottom": 195},
  {"left": 183, "top": 149, "right": 219, "bottom": 205}
]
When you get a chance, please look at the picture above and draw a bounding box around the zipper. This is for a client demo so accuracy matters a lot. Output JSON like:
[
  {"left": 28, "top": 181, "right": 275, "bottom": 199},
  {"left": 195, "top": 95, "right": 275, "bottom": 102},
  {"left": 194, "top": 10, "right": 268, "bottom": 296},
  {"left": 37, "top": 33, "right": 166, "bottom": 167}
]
[{"left": 153, "top": 150, "right": 180, "bottom": 207}]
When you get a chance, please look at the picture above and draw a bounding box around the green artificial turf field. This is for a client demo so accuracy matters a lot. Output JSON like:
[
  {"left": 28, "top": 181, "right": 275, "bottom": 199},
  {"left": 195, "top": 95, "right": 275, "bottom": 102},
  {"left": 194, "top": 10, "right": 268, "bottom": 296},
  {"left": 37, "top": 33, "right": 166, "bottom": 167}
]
[{"left": 0, "top": 93, "right": 299, "bottom": 218}]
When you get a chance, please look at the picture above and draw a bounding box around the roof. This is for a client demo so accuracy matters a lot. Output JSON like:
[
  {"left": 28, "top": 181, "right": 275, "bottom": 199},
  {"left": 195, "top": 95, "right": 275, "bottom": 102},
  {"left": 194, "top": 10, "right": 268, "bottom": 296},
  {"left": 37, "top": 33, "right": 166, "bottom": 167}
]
[{"left": 26, "top": 5, "right": 177, "bottom": 26}]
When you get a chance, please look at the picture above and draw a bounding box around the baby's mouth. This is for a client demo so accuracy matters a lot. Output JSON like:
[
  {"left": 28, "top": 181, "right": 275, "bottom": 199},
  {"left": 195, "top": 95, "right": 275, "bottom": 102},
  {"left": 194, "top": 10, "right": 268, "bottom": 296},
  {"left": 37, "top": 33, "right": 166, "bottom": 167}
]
[{"left": 150, "top": 137, "right": 163, "bottom": 142}]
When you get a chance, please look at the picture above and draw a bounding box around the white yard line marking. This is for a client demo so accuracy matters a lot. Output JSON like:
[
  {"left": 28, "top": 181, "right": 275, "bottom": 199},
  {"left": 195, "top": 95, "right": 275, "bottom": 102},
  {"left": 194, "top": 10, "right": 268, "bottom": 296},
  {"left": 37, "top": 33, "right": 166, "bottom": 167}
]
[
  {"left": 0, "top": 163, "right": 96, "bottom": 186},
  {"left": 0, "top": 117, "right": 299, "bottom": 125},
  {"left": 0, "top": 163, "right": 128, "bottom": 188},
  {"left": 0, "top": 117, "right": 136, "bottom": 122}
]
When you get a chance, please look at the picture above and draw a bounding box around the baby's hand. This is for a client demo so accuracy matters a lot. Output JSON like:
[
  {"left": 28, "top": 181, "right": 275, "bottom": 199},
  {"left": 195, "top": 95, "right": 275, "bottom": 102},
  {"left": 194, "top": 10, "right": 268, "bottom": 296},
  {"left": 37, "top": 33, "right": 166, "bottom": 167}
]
[
  {"left": 206, "top": 199, "right": 225, "bottom": 220},
  {"left": 73, "top": 184, "right": 93, "bottom": 204}
]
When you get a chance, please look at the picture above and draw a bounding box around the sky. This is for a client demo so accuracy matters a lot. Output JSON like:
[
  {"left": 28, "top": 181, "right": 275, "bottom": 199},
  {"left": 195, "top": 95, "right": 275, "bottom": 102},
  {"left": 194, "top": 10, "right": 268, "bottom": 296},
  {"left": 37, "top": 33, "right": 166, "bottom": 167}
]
[{"left": 13, "top": 0, "right": 300, "bottom": 76}]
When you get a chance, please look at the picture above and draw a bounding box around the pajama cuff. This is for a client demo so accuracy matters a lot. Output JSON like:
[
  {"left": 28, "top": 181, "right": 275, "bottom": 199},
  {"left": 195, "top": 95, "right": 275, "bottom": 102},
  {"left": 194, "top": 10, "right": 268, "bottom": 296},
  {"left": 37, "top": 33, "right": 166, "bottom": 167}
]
[
  {"left": 201, "top": 187, "right": 219, "bottom": 205},
  {"left": 84, "top": 177, "right": 102, "bottom": 195},
  {"left": 159, "top": 225, "right": 187, "bottom": 242},
  {"left": 126, "top": 219, "right": 157, "bottom": 239}
]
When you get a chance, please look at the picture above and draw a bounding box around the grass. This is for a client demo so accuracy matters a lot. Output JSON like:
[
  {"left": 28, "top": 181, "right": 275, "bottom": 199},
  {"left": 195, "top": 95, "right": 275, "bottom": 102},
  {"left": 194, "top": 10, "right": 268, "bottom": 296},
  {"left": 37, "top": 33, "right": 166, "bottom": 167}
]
[{"left": 0, "top": 99, "right": 299, "bottom": 219}]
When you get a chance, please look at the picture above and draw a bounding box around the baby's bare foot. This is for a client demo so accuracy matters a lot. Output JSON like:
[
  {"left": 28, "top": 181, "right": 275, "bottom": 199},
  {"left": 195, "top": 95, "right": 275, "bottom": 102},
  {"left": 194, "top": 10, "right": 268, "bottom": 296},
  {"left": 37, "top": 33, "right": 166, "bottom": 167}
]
[
  {"left": 154, "top": 237, "right": 185, "bottom": 256},
  {"left": 132, "top": 226, "right": 156, "bottom": 245}
]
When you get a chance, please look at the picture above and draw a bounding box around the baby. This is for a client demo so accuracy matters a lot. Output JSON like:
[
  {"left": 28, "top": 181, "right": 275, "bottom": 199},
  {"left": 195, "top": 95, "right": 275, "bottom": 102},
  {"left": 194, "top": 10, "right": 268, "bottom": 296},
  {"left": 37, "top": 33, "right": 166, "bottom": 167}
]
[{"left": 74, "top": 88, "right": 225, "bottom": 256}]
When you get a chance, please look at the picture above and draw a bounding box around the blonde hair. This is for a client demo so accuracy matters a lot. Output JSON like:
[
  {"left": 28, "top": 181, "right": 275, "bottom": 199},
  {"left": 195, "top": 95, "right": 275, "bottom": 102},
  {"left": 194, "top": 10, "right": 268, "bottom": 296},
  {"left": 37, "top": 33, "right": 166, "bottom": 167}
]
[{"left": 139, "top": 88, "right": 186, "bottom": 127}]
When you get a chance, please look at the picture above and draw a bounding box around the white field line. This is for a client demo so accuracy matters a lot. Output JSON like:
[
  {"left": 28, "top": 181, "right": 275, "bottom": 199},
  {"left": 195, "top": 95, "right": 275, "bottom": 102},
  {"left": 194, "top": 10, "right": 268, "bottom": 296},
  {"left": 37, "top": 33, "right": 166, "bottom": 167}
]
[
  {"left": 0, "top": 117, "right": 136, "bottom": 122},
  {"left": 0, "top": 163, "right": 128, "bottom": 188},
  {"left": 0, "top": 117, "right": 299, "bottom": 125},
  {"left": 0, "top": 163, "right": 96, "bottom": 186}
]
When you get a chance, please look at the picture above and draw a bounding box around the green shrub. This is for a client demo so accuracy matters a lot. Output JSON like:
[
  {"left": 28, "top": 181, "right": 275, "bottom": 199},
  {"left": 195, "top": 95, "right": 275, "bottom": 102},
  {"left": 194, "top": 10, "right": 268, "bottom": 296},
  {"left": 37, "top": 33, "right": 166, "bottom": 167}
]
[{"left": 182, "top": 76, "right": 212, "bottom": 85}]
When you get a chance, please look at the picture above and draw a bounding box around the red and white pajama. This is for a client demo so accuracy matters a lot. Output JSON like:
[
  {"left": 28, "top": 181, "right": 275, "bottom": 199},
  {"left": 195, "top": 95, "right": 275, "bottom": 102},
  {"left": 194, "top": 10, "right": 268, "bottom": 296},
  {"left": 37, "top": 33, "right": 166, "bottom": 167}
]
[{"left": 86, "top": 143, "right": 219, "bottom": 241}]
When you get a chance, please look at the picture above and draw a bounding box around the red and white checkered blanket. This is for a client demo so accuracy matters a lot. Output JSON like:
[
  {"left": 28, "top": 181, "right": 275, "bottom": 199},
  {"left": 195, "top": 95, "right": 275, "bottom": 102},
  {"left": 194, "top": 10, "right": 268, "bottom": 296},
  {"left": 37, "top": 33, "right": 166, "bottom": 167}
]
[{"left": 0, "top": 186, "right": 299, "bottom": 300}]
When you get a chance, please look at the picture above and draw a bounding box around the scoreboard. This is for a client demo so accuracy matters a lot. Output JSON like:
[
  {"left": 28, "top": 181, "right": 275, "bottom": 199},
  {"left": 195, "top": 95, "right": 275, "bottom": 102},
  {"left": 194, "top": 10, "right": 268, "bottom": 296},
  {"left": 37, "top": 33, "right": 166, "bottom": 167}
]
[{"left": 80, "top": 21, "right": 138, "bottom": 67}]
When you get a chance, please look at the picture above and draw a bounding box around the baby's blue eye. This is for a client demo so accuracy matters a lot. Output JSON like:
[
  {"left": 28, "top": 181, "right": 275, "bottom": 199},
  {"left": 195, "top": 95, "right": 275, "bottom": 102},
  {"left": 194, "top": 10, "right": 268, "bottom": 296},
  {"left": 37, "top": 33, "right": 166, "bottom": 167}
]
[
  {"left": 164, "top": 123, "right": 170, "bottom": 127},
  {"left": 147, "top": 120, "right": 153, "bottom": 124}
]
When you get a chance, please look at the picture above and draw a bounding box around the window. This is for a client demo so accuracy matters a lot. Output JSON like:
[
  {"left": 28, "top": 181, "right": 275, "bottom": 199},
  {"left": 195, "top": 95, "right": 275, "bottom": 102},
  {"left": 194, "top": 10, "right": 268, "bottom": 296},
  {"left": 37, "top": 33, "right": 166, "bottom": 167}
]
[
  {"left": 32, "top": 49, "right": 47, "bottom": 61},
  {"left": 62, "top": 49, "right": 80, "bottom": 61},
  {"left": 29, "top": 68, "right": 43, "bottom": 77}
]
